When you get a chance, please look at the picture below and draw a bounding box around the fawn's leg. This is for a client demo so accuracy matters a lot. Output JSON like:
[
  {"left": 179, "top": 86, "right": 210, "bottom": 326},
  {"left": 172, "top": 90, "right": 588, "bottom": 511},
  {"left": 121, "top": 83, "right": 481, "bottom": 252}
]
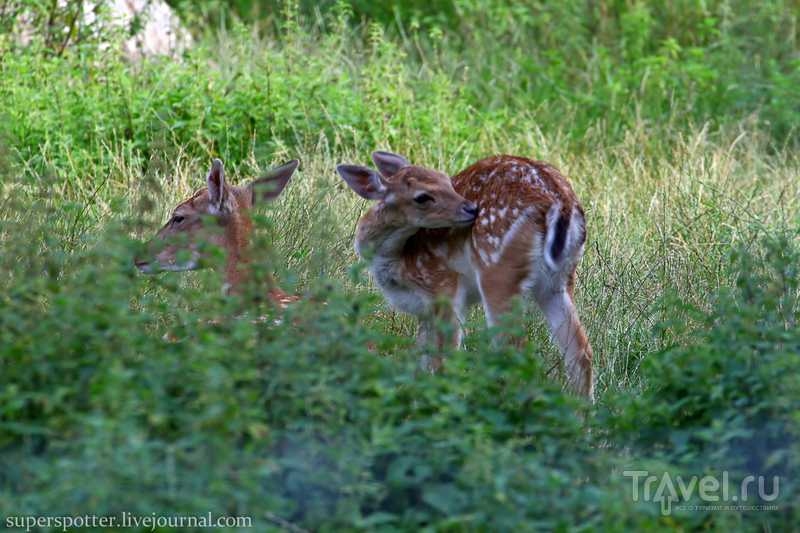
[
  {"left": 417, "top": 302, "right": 462, "bottom": 375},
  {"left": 534, "top": 279, "right": 594, "bottom": 402},
  {"left": 477, "top": 272, "right": 526, "bottom": 348}
]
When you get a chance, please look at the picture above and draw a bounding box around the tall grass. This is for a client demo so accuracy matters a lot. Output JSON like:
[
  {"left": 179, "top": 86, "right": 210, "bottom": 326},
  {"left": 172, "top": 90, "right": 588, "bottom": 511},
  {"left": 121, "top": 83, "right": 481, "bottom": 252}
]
[
  {"left": 2, "top": 4, "right": 799, "bottom": 393},
  {"left": 4, "top": 112, "right": 798, "bottom": 396}
]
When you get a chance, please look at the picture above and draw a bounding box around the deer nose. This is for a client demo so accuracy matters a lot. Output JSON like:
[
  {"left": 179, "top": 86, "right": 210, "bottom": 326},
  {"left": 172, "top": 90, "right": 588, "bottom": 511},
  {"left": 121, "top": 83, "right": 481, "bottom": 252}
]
[{"left": 461, "top": 201, "right": 479, "bottom": 219}]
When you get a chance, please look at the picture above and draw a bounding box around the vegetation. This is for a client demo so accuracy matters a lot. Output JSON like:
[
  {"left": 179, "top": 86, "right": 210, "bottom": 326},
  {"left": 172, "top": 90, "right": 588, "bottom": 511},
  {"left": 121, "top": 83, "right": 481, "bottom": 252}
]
[{"left": 1, "top": 0, "right": 799, "bottom": 530}]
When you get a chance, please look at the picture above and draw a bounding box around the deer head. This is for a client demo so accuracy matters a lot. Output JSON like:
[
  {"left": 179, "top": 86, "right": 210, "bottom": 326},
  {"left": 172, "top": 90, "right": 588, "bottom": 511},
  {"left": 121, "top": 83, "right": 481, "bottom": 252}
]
[
  {"left": 135, "top": 158, "right": 299, "bottom": 285},
  {"left": 337, "top": 151, "right": 479, "bottom": 231}
]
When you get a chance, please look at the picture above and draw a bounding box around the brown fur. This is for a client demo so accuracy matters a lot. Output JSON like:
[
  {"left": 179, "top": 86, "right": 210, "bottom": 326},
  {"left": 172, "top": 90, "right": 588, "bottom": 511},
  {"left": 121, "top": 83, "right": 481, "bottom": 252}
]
[
  {"left": 338, "top": 152, "right": 594, "bottom": 400},
  {"left": 135, "top": 158, "right": 299, "bottom": 304}
]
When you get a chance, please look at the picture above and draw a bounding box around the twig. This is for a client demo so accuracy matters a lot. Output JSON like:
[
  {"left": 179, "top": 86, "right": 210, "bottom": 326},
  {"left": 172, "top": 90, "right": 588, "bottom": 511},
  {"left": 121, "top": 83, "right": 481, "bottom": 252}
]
[
  {"left": 57, "top": 1, "right": 80, "bottom": 58},
  {"left": 264, "top": 512, "right": 310, "bottom": 533},
  {"left": 69, "top": 169, "right": 111, "bottom": 245}
]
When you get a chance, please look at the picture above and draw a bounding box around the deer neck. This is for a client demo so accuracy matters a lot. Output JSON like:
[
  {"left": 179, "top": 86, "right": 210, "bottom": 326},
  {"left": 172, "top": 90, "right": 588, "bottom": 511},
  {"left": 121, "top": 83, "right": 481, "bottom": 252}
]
[
  {"left": 220, "top": 213, "right": 254, "bottom": 290},
  {"left": 355, "top": 205, "right": 419, "bottom": 262},
  {"left": 219, "top": 215, "right": 291, "bottom": 303}
]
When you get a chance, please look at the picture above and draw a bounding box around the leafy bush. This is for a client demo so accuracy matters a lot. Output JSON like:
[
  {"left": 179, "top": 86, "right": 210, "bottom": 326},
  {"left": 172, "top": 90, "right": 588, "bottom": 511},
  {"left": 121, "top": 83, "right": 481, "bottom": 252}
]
[
  {"left": 607, "top": 237, "right": 800, "bottom": 529},
  {"left": 1, "top": 2, "right": 475, "bottom": 179},
  {"left": 2, "top": 1, "right": 800, "bottom": 531},
  {"left": 2, "top": 166, "right": 800, "bottom": 531},
  {"left": 0, "top": 191, "right": 616, "bottom": 530},
  {"left": 3, "top": 0, "right": 800, "bottom": 188},
  {"left": 171, "top": 0, "right": 800, "bottom": 141}
]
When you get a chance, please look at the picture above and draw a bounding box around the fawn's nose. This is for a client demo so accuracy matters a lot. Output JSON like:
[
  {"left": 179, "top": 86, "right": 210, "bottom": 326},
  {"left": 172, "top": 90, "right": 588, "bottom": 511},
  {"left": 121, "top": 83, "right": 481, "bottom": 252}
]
[{"left": 461, "top": 201, "right": 479, "bottom": 219}]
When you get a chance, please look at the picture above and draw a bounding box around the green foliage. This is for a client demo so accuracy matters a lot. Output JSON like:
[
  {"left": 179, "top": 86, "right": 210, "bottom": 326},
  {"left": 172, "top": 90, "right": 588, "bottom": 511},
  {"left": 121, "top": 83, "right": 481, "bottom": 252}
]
[
  {"left": 2, "top": 1, "right": 800, "bottom": 531},
  {"left": 605, "top": 237, "right": 800, "bottom": 528},
  {"left": 3, "top": 0, "right": 800, "bottom": 185},
  {"left": 3, "top": 186, "right": 800, "bottom": 530},
  {"left": 0, "top": 192, "right": 611, "bottom": 530},
  {"left": 1, "top": 2, "right": 476, "bottom": 179},
  {"left": 0, "top": 1, "right": 122, "bottom": 56},
  {"left": 172, "top": 0, "right": 800, "bottom": 141},
  {"left": 616, "top": 238, "right": 800, "bottom": 466}
]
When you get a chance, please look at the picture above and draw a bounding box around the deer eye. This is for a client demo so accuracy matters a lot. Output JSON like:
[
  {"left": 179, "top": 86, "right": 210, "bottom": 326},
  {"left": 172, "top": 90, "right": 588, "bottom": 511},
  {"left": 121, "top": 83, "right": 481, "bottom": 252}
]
[
  {"left": 173, "top": 215, "right": 185, "bottom": 224},
  {"left": 414, "top": 193, "right": 433, "bottom": 205}
]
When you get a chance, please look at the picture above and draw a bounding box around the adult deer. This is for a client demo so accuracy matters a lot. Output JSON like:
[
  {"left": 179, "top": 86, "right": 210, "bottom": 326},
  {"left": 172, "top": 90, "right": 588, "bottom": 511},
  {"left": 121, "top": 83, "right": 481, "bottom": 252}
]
[
  {"left": 337, "top": 152, "right": 594, "bottom": 401},
  {"left": 135, "top": 158, "right": 300, "bottom": 303}
]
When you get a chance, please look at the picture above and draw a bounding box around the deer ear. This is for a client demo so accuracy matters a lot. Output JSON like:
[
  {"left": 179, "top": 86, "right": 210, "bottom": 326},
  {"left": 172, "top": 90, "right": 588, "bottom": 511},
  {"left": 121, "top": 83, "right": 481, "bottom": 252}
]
[
  {"left": 337, "top": 164, "right": 388, "bottom": 201},
  {"left": 251, "top": 159, "right": 299, "bottom": 205},
  {"left": 206, "top": 158, "right": 229, "bottom": 214},
  {"left": 371, "top": 150, "right": 411, "bottom": 178}
]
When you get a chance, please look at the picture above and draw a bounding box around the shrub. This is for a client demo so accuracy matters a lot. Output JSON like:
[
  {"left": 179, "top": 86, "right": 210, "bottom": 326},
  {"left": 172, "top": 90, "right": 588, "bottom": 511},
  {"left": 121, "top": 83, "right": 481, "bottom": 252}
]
[
  {"left": 0, "top": 193, "right": 614, "bottom": 530},
  {"left": 606, "top": 237, "right": 800, "bottom": 529}
]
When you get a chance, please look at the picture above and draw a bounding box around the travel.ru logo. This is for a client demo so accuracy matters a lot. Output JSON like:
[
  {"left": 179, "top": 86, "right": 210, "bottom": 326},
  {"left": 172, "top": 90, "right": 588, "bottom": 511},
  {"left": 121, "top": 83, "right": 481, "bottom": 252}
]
[{"left": 623, "top": 470, "right": 780, "bottom": 515}]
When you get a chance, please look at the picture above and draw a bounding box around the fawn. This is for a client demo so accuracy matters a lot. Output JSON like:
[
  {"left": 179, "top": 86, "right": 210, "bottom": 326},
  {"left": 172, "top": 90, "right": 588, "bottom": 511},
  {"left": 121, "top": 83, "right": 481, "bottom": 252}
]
[
  {"left": 135, "top": 158, "right": 299, "bottom": 304},
  {"left": 337, "top": 151, "right": 594, "bottom": 401}
]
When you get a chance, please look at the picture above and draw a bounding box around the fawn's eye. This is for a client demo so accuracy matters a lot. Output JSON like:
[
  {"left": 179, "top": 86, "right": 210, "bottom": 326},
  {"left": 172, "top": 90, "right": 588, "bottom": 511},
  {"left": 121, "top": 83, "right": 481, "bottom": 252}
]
[
  {"left": 173, "top": 215, "right": 184, "bottom": 224},
  {"left": 414, "top": 193, "right": 433, "bottom": 205}
]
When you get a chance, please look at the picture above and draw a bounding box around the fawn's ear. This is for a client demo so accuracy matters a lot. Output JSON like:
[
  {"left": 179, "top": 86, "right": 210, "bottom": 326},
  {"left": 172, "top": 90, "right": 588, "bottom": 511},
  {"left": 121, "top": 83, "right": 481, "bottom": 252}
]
[
  {"left": 337, "top": 164, "right": 388, "bottom": 201},
  {"left": 207, "top": 158, "right": 230, "bottom": 214},
  {"left": 371, "top": 150, "right": 411, "bottom": 178},
  {"left": 250, "top": 159, "right": 300, "bottom": 205}
]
